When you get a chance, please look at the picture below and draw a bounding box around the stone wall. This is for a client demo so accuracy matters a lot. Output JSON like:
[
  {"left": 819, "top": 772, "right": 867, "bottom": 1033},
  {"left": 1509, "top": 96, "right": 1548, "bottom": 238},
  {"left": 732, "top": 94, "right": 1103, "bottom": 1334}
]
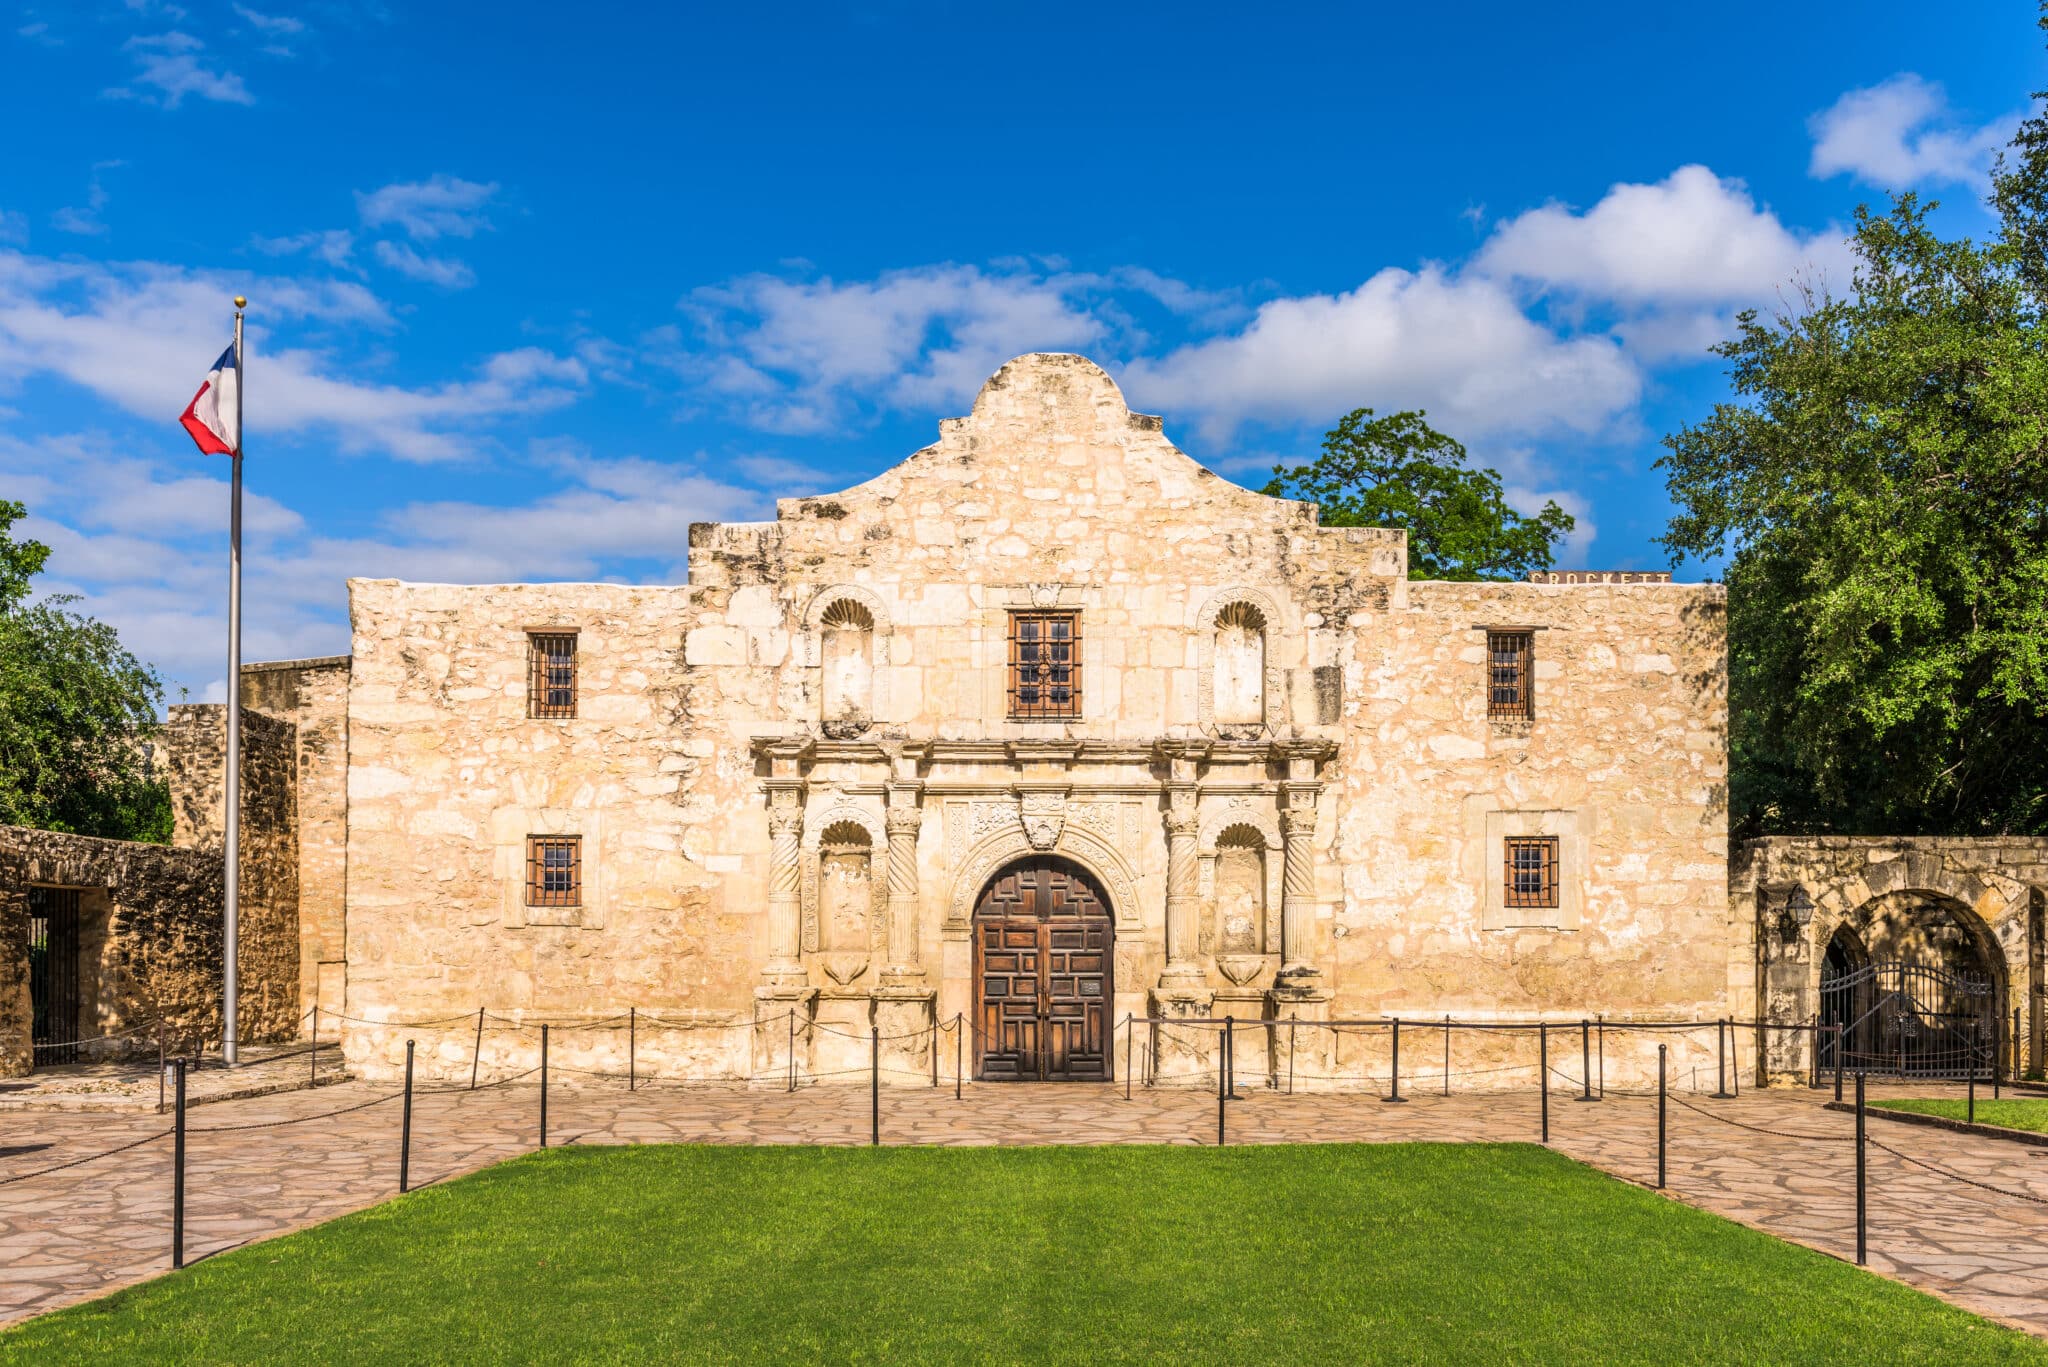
[
  {"left": 1741, "top": 837, "right": 2048, "bottom": 1081},
  {"left": 241, "top": 657, "right": 351, "bottom": 1022},
  {"left": 0, "top": 828, "right": 226, "bottom": 1074},
  {"left": 338, "top": 354, "right": 1742, "bottom": 1088},
  {"left": 162, "top": 703, "right": 302, "bottom": 1042}
]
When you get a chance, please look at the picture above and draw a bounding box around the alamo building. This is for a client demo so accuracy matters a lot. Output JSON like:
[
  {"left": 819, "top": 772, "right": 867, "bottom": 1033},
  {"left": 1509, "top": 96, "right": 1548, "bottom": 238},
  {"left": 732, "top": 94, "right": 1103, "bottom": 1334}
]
[{"left": 5, "top": 353, "right": 2045, "bottom": 1087}]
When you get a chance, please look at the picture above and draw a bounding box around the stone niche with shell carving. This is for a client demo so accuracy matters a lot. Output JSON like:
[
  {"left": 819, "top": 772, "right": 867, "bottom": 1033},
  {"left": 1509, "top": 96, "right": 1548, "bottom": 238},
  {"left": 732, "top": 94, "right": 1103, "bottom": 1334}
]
[
  {"left": 1197, "top": 800, "right": 1284, "bottom": 985},
  {"left": 800, "top": 797, "right": 886, "bottom": 985}
]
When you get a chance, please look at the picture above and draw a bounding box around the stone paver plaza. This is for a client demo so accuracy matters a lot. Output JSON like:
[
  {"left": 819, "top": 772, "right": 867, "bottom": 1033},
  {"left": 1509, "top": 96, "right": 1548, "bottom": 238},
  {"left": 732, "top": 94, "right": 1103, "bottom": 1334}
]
[{"left": 2, "top": 1077, "right": 2047, "bottom": 1336}]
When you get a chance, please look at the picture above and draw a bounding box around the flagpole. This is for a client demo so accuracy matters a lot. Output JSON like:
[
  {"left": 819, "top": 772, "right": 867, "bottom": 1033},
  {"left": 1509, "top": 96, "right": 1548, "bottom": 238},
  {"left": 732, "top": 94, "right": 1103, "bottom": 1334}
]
[{"left": 224, "top": 296, "right": 245, "bottom": 1067}]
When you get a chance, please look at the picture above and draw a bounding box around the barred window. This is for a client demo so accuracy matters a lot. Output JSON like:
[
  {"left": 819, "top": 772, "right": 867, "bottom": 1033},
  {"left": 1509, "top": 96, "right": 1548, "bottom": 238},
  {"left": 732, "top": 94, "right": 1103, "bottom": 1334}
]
[
  {"left": 1503, "top": 836, "right": 1559, "bottom": 909},
  {"left": 528, "top": 632, "right": 578, "bottom": 718},
  {"left": 1487, "top": 630, "right": 1533, "bottom": 720},
  {"left": 1007, "top": 611, "right": 1081, "bottom": 720},
  {"left": 526, "top": 836, "right": 581, "bottom": 907}
]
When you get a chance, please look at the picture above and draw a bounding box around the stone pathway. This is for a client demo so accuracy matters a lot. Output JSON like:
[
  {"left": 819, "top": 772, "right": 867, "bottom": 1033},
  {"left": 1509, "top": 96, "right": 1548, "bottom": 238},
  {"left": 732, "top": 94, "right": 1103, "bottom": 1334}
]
[
  {"left": 2, "top": 1075, "right": 2046, "bottom": 1335},
  {"left": 0, "top": 1041, "right": 346, "bottom": 1114}
]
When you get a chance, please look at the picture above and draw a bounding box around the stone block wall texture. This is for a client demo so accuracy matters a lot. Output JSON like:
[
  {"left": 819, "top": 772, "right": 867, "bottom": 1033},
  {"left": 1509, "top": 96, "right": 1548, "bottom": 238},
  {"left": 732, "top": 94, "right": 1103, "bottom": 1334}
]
[
  {"left": 240, "top": 658, "right": 351, "bottom": 1021},
  {"left": 339, "top": 353, "right": 1738, "bottom": 1086},
  {"left": 162, "top": 702, "right": 302, "bottom": 1042},
  {"left": 0, "top": 828, "right": 228, "bottom": 1075}
]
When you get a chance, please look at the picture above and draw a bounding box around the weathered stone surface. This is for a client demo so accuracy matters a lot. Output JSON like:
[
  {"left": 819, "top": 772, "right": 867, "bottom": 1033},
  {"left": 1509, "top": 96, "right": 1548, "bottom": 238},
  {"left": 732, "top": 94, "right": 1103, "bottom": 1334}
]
[{"left": 336, "top": 354, "right": 1742, "bottom": 1089}]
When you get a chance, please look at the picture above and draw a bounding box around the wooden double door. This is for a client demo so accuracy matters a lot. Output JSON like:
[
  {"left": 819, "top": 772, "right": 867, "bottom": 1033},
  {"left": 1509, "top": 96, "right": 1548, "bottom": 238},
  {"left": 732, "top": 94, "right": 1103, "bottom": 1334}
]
[{"left": 974, "top": 858, "right": 1114, "bottom": 1081}]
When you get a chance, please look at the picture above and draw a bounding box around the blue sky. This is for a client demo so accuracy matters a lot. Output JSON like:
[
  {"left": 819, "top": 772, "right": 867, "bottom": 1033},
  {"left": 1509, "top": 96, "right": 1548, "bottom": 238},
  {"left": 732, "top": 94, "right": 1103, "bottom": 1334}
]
[{"left": 3, "top": 2, "right": 2040, "bottom": 701}]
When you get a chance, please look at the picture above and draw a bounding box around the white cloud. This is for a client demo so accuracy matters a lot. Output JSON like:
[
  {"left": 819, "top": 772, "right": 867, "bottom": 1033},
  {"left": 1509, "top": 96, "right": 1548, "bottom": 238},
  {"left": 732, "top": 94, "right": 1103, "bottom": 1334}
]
[
  {"left": 1476, "top": 165, "right": 1852, "bottom": 305},
  {"left": 1120, "top": 266, "right": 1642, "bottom": 441},
  {"left": 373, "top": 240, "right": 476, "bottom": 289},
  {"left": 232, "top": 6, "right": 303, "bottom": 35},
  {"left": 356, "top": 176, "right": 499, "bottom": 241},
  {"left": 251, "top": 229, "right": 355, "bottom": 269},
  {"left": 0, "top": 249, "right": 586, "bottom": 463},
  {"left": 1809, "top": 74, "right": 2018, "bottom": 189},
  {"left": 679, "top": 264, "right": 1112, "bottom": 431},
  {"left": 108, "top": 32, "right": 253, "bottom": 108}
]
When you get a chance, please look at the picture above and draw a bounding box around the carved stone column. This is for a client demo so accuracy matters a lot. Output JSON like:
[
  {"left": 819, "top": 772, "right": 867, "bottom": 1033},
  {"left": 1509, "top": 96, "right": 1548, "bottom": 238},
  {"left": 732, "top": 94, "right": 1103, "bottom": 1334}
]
[
  {"left": 881, "top": 798, "right": 924, "bottom": 984},
  {"left": 1276, "top": 783, "right": 1321, "bottom": 987},
  {"left": 754, "top": 738, "right": 813, "bottom": 989},
  {"left": 1162, "top": 790, "right": 1204, "bottom": 986}
]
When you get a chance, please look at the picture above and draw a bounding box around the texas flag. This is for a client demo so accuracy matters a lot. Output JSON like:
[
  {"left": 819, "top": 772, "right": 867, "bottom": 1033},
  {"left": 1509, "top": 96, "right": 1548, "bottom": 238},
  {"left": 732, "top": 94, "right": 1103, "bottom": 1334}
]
[{"left": 180, "top": 341, "right": 240, "bottom": 456}]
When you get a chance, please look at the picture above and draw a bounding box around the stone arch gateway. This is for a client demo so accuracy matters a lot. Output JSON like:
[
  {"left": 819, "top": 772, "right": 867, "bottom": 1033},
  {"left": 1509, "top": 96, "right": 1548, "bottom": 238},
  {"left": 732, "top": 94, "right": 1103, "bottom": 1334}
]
[{"left": 972, "top": 857, "right": 1114, "bottom": 1082}]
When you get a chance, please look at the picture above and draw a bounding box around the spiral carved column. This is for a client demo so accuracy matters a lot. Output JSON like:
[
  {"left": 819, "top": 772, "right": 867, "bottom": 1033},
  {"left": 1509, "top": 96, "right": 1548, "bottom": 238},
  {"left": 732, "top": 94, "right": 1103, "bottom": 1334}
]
[
  {"left": 882, "top": 801, "right": 924, "bottom": 983},
  {"left": 1160, "top": 789, "right": 1205, "bottom": 987},
  {"left": 763, "top": 788, "right": 806, "bottom": 986},
  {"left": 1277, "top": 789, "right": 1321, "bottom": 984}
]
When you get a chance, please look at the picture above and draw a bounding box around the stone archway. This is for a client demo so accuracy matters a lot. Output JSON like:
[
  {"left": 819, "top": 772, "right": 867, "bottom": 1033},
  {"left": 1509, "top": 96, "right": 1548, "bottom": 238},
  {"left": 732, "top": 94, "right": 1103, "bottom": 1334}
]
[{"left": 971, "top": 857, "right": 1113, "bottom": 1082}]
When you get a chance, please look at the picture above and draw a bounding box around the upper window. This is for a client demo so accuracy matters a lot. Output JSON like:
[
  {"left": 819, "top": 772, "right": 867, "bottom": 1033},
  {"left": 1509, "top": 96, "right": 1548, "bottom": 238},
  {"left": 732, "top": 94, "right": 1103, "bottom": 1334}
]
[
  {"left": 526, "top": 835, "right": 582, "bottom": 907},
  {"left": 1487, "top": 630, "right": 1533, "bottom": 721},
  {"left": 1503, "top": 835, "right": 1559, "bottom": 909},
  {"left": 1008, "top": 611, "right": 1081, "bottom": 720},
  {"left": 528, "top": 632, "right": 578, "bottom": 718}
]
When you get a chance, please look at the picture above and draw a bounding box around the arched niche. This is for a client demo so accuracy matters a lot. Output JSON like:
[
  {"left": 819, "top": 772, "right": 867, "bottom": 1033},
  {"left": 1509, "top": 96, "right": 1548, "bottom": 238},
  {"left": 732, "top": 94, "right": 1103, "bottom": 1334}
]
[
  {"left": 800, "top": 800, "right": 885, "bottom": 960},
  {"left": 1196, "top": 810, "right": 1284, "bottom": 963},
  {"left": 802, "top": 586, "right": 892, "bottom": 738},
  {"left": 1194, "top": 586, "right": 1291, "bottom": 737}
]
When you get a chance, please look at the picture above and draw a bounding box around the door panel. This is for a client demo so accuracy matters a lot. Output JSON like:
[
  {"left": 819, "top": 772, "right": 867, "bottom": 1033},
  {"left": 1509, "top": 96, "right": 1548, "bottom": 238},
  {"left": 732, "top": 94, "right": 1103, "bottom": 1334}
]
[{"left": 973, "top": 859, "right": 1113, "bottom": 1082}]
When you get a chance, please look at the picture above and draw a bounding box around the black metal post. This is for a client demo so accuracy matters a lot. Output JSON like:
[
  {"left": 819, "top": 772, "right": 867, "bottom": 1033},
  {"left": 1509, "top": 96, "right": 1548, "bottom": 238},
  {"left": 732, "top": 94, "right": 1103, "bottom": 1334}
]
[
  {"left": 1843, "top": 1020, "right": 1859, "bottom": 1106},
  {"left": 931, "top": 1020, "right": 939, "bottom": 1088},
  {"left": 1443, "top": 1015, "right": 1451, "bottom": 1097},
  {"left": 1968, "top": 1061, "right": 1976, "bottom": 1126},
  {"left": 1539, "top": 1023, "right": 1549, "bottom": 1143},
  {"left": 171, "top": 1057, "right": 187, "bottom": 1269},
  {"left": 629, "top": 1007, "right": 636, "bottom": 1092},
  {"left": 539, "top": 1024, "right": 549, "bottom": 1149},
  {"left": 1385, "top": 1018, "right": 1406, "bottom": 1103},
  {"left": 1149, "top": 1018, "right": 1158, "bottom": 1089},
  {"left": 400, "top": 1039, "right": 415, "bottom": 1193},
  {"left": 1288, "top": 1014, "right": 1298, "bottom": 1096},
  {"left": 470, "top": 1007, "right": 484, "bottom": 1091},
  {"left": 158, "top": 1019, "right": 167, "bottom": 1114},
  {"left": 1993, "top": 1005, "right": 2003, "bottom": 1099},
  {"left": 1656, "top": 1044, "right": 1667, "bottom": 1189},
  {"left": 1578, "top": 1019, "right": 1595, "bottom": 1102},
  {"left": 2017, "top": 1006, "right": 2025, "bottom": 1080},
  {"left": 870, "top": 1027, "right": 880, "bottom": 1147},
  {"left": 1712, "top": 1018, "right": 1733, "bottom": 1098},
  {"left": 309, "top": 1006, "right": 318, "bottom": 1087},
  {"left": 1218, "top": 1018, "right": 1231, "bottom": 1147},
  {"left": 1855, "top": 1071, "right": 1867, "bottom": 1266},
  {"left": 955, "top": 1014, "right": 963, "bottom": 1100},
  {"left": 788, "top": 1009, "right": 796, "bottom": 1092},
  {"left": 1125, "top": 1015, "right": 1133, "bottom": 1102},
  {"left": 1596, "top": 1015, "right": 1605, "bottom": 1100}
]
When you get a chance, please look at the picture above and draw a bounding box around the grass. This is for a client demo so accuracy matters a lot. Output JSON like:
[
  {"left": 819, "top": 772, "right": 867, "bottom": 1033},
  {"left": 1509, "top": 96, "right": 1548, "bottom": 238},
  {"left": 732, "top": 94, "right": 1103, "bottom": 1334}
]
[
  {"left": 1874, "top": 1096, "right": 2048, "bottom": 1134},
  {"left": 3, "top": 1143, "right": 2041, "bottom": 1365}
]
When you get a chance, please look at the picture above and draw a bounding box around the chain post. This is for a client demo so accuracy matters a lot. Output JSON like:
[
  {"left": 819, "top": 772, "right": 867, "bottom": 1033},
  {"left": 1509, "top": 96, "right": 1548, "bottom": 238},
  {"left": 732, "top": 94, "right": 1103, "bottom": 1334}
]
[
  {"left": 1385, "top": 1018, "right": 1406, "bottom": 1103},
  {"left": 309, "top": 1005, "right": 318, "bottom": 1087},
  {"left": 171, "top": 1057, "right": 187, "bottom": 1269},
  {"left": 1834, "top": 1023, "right": 1845, "bottom": 1102},
  {"left": 1124, "top": 1014, "right": 1133, "bottom": 1102},
  {"left": 470, "top": 1008, "right": 484, "bottom": 1091},
  {"left": 539, "top": 1023, "right": 549, "bottom": 1149},
  {"left": 1656, "top": 1043, "right": 1667, "bottom": 1189},
  {"left": 1218, "top": 1018, "right": 1231, "bottom": 1147},
  {"left": 1578, "top": 1019, "right": 1595, "bottom": 1102},
  {"left": 629, "top": 1007, "right": 636, "bottom": 1093},
  {"left": 158, "top": 1020, "right": 167, "bottom": 1115},
  {"left": 1289, "top": 1013, "right": 1298, "bottom": 1097},
  {"left": 1539, "top": 1023, "right": 1549, "bottom": 1143},
  {"left": 1443, "top": 1015, "right": 1451, "bottom": 1097},
  {"left": 1712, "top": 1018, "right": 1733, "bottom": 1098},
  {"left": 955, "top": 1014, "right": 963, "bottom": 1100},
  {"left": 788, "top": 1010, "right": 796, "bottom": 1092},
  {"left": 871, "top": 1027, "right": 880, "bottom": 1147},
  {"left": 400, "top": 1039, "right": 415, "bottom": 1193},
  {"left": 1855, "top": 1071, "right": 1867, "bottom": 1265}
]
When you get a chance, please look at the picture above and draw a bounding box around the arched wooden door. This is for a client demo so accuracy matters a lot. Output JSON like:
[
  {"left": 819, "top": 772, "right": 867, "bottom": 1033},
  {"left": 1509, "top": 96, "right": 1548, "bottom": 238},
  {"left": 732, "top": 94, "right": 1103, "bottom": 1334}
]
[{"left": 974, "top": 858, "right": 1113, "bottom": 1081}]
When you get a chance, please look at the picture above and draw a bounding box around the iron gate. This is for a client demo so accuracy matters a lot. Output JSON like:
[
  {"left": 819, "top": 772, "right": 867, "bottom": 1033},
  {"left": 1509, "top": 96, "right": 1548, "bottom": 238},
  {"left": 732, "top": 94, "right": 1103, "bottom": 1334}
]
[
  {"left": 1819, "top": 958, "right": 1996, "bottom": 1079},
  {"left": 28, "top": 887, "right": 82, "bottom": 1067}
]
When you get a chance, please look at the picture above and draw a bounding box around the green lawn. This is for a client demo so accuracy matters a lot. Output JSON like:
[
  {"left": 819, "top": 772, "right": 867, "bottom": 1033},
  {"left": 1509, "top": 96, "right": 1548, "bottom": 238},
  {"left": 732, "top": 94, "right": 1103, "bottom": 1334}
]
[
  {"left": 1875, "top": 1097, "right": 2048, "bottom": 1134},
  {"left": 3, "top": 1144, "right": 2040, "bottom": 1365}
]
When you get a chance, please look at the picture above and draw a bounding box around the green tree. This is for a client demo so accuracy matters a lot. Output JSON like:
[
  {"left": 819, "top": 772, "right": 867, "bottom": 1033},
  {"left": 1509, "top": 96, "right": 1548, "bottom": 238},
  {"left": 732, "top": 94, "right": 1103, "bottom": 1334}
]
[
  {"left": 0, "top": 499, "right": 171, "bottom": 841},
  {"left": 1658, "top": 13, "right": 2048, "bottom": 836},
  {"left": 1263, "top": 408, "right": 1576, "bottom": 581}
]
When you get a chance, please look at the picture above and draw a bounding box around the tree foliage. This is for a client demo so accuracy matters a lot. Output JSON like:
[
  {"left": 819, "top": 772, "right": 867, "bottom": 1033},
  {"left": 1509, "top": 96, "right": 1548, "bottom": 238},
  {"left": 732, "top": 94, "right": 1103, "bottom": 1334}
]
[
  {"left": 1658, "top": 15, "right": 2048, "bottom": 836},
  {"left": 1263, "top": 408, "right": 1575, "bottom": 581},
  {"left": 0, "top": 500, "right": 171, "bottom": 841}
]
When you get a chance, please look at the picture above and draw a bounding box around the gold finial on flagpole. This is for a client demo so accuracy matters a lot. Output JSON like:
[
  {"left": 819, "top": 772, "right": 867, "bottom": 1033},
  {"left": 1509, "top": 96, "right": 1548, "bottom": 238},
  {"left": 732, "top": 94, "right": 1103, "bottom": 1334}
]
[{"left": 234, "top": 295, "right": 246, "bottom": 310}]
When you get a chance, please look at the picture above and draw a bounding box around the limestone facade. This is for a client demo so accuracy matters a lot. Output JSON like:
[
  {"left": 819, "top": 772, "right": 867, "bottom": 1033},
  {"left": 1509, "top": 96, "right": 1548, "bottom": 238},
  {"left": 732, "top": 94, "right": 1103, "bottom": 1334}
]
[{"left": 337, "top": 354, "right": 1737, "bottom": 1087}]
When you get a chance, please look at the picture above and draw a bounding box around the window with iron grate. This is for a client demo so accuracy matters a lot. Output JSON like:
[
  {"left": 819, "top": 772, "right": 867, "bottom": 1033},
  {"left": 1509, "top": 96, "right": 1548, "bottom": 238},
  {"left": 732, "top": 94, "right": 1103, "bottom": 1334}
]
[
  {"left": 528, "top": 632, "right": 578, "bottom": 718},
  {"left": 1487, "top": 630, "right": 1533, "bottom": 720},
  {"left": 526, "top": 836, "right": 582, "bottom": 907},
  {"left": 1008, "top": 611, "right": 1081, "bottom": 720},
  {"left": 1503, "top": 835, "right": 1559, "bottom": 909}
]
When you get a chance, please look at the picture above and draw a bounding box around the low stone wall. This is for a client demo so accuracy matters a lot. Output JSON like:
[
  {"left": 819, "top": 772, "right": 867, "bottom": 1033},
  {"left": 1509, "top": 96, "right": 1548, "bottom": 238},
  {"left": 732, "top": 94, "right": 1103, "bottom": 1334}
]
[{"left": 0, "top": 826, "right": 297, "bottom": 1075}]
